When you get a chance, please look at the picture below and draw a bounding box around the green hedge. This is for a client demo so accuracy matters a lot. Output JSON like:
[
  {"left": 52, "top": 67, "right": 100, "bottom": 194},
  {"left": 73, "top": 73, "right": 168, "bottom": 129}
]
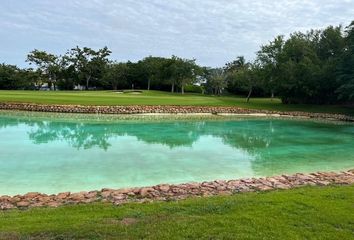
[{"left": 184, "top": 85, "right": 203, "bottom": 93}]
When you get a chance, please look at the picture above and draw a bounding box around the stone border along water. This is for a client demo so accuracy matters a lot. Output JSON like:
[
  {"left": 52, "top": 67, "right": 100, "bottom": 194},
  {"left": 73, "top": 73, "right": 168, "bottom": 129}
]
[
  {"left": 0, "top": 170, "right": 353, "bottom": 210},
  {"left": 0, "top": 102, "right": 353, "bottom": 122}
]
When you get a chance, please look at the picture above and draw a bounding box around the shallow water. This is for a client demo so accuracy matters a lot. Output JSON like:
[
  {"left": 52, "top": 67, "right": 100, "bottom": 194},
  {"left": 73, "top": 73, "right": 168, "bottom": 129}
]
[{"left": 0, "top": 111, "right": 353, "bottom": 195}]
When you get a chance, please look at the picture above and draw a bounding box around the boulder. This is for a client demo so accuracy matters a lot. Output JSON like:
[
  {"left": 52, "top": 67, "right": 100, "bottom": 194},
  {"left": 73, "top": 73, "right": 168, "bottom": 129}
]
[
  {"left": 139, "top": 187, "right": 155, "bottom": 197},
  {"left": 16, "top": 201, "right": 30, "bottom": 208},
  {"left": 24, "top": 192, "right": 41, "bottom": 199},
  {"left": 56, "top": 192, "right": 70, "bottom": 199}
]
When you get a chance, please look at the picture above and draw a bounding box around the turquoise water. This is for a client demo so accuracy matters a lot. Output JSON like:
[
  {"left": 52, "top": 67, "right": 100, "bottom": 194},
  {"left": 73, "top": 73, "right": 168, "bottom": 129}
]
[{"left": 0, "top": 111, "right": 353, "bottom": 195}]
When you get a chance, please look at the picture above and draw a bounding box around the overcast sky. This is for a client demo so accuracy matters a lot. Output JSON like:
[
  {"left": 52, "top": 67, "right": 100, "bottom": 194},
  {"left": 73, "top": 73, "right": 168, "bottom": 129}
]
[{"left": 1, "top": 0, "right": 354, "bottom": 68}]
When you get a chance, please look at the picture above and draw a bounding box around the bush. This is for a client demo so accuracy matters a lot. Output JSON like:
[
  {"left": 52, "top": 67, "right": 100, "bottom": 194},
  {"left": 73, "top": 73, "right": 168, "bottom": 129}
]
[{"left": 184, "top": 85, "right": 203, "bottom": 93}]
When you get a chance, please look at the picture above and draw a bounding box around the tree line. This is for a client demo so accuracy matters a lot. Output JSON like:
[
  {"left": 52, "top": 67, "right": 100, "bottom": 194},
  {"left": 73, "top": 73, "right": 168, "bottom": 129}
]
[{"left": 0, "top": 21, "right": 353, "bottom": 104}]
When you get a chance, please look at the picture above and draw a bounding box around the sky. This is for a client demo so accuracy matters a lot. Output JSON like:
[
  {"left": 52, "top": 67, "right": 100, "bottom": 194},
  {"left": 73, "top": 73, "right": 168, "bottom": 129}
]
[{"left": 1, "top": 0, "right": 354, "bottom": 68}]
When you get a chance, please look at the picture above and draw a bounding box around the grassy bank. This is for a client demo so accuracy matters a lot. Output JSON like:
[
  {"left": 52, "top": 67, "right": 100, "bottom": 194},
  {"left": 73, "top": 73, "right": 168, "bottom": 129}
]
[
  {"left": 0, "top": 185, "right": 353, "bottom": 239},
  {"left": 0, "top": 90, "right": 353, "bottom": 115}
]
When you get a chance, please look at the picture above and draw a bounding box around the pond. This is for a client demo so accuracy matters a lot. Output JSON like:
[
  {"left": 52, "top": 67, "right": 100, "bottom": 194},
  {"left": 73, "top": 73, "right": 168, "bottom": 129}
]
[{"left": 0, "top": 111, "right": 353, "bottom": 195}]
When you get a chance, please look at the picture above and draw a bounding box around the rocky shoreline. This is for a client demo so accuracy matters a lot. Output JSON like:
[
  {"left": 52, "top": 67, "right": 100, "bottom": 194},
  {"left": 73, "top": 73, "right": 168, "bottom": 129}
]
[
  {"left": 1, "top": 170, "right": 353, "bottom": 210},
  {"left": 0, "top": 102, "right": 353, "bottom": 121}
]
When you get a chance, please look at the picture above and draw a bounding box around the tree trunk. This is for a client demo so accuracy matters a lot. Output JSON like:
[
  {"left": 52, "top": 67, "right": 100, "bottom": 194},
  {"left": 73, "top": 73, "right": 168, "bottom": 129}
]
[
  {"left": 181, "top": 84, "right": 184, "bottom": 94},
  {"left": 246, "top": 87, "right": 253, "bottom": 103},
  {"left": 85, "top": 75, "right": 91, "bottom": 90},
  {"left": 147, "top": 79, "right": 150, "bottom": 91},
  {"left": 271, "top": 90, "right": 274, "bottom": 101},
  {"left": 52, "top": 74, "right": 57, "bottom": 91},
  {"left": 171, "top": 82, "right": 175, "bottom": 93},
  {"left": 113, "top": 84, "right": 117, "bottom": 90}
]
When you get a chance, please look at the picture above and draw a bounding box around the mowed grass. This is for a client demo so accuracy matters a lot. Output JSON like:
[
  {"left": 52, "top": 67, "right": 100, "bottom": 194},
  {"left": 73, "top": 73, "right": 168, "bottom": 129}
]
[
  {"left": 0, "top": 185, "right": 353, "bottom": 239},
  {"left": 0, "top": 90, "right": 353, "bottom": 115}
]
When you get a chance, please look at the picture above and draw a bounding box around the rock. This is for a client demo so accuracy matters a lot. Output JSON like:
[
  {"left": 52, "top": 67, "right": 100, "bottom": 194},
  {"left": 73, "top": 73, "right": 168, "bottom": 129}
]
[
  {"left": 1, "top": 103, "right": 351, "bottom": 121},
  {"left": 1, "top": 169, "right": 353, "bottom": 210},
  {"left": 85, "top": 191, "right": 98, "bottom": 199},
  {"left": 115, "top": 188, "right": 132, "bottom": 194},
  {"left": 127, "top": 192, "right": 136, "bottom": 197},
  {"left": 9, "top": 197, "right": 21, "bottom": 203},
  {"left": 47, "top": 201, "right": 61, "bottom": 208},
  {"left": 69, "top": 192, "right": 87, "bottom": 201},
  {"left": 201, "top": 182, "right": 216, "bottom": 189},
  {"left": 56, "top": 192, "right": 70, "bottom": 199},
  {"left": 234, "top": 185, "right": 251, "bottom": 192},
  {"left": 139, "top": 187, "right": 155, "bottom": 197},
  {"left": 112, "top": 194, "right": 126, "bottom": 201},
  {"left": 37, "top": 196, "right": 52, "bottom": 203},
  {"left": 157, "top": 184, "right": 170, "bottom": 192},
  {"left": 216, "top": 186, "right": 227, "bottom": 191},
  {"left": 215, "top": 180, "right": 227, "bottom": 185},
  {"left": 82, "top": 198, "right": 96, "bottom": 203},
  {"left": 241, "top": 178, "right": 254, "bottom": 184},
  {"left": 274, "top": 183, "right": 291, "bottom": 189},
  {"left": 0, "top": 196, "right": 11, "bottom": 202},
  {"left": 255, "top": 185, "right": 274, "bottom": 191},
  {"left": 132, "top": 188, "right": 141, "bottom": 194},
  {"left": 16, "top": 201, "right": 30, "bottom": 208},
  {"left": 30, "top": 202, "right": 46, "bottom": 208},
  {"left": 24, "top": 192, "right": 40, "bottom": 199},
  {"left": 186, "top": 182, "right": 200, "bottom": 189},
  {"left": 101, "top": 191, "right": 112, "bottom": 199},
  {"left": 101, "top": 188, "right": 115, "bottom": 192},
  {"left": 0, "top": 202, "right": 15, "bottom": 210}
]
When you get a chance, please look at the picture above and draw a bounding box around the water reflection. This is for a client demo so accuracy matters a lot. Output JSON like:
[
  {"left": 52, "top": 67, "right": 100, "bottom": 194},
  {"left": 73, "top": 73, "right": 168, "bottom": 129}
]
[
  {"left": 0, "top": 113, "right": 276, "bottom": 152},
  {"left": 0, "top": 111, "right": 353, "bottom": 192}
]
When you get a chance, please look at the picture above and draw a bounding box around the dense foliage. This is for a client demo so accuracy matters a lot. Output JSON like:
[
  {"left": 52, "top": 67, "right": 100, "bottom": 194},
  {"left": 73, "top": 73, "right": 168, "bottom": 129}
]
[
  {"left": 255, "top": 22, "right": 354, "bottom": 104},
  {"left": 0, "top": 21, "right": 353, "bottom": 104}
]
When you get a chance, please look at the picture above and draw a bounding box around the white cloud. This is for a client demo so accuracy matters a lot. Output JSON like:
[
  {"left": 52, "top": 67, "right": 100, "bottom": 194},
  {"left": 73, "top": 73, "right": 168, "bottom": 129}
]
[{"left": 0, "top": 0, "right": 353, "bottom": 67}]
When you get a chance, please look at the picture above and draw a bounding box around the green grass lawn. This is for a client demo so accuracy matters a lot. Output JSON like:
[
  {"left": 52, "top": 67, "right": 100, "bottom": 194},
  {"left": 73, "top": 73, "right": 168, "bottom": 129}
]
[
  {"left": 0, "top": 185, "right": 353, "bottom": 239},
  {"left": 0, "top": 90, "right": 353, "bottom": 115}
]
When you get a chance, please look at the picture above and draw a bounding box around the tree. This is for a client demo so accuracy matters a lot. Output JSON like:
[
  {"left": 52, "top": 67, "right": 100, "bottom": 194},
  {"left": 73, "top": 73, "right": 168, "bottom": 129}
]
[
  {"left": 225, "top": 56, "right": 256, "bottom": 101},
  {"left": 56, "top": 58, "right": 78, "bottom": 90},
  {"left": 178, "top": 58, "right": 200, "bottom": 94},
  {"left": 67, "top": 46, "right": 111, "bottom": 90},
  {"left": 204, "top": 68, "right": 227, "bottom": 95},
  {"left": 0, "top": 64, "right": 39, "bottom": 90},
  {"left": 224, "top": 56, "right": 247, "bottom": 72},
  {"left": 228, "top": 63, "right": 258, "bottom": 102},
  {"left": 27, "top": 50, "right": 61, "bottom": 90},
  {"left": 103, "top": 62, "right": 129, "bottom": 90},
  {"left": 337, "top": 21, "right": 354, "bottom": 101},
  {"left": 162, "top": 56, "right": 200, "bottom": 94},
  {"left": 21, "top": 68, "right": 43, "bottom": 90},
  {"left": 256, "top": 35, "right": 284, "bottom": 100},
  {"left": 138, "top": 56, "right": 165, "bottom": 90},
  {"left": 316, "top": 26, "right": 345, "bottom": 103},
  {"left": 0, "top": 64, "right": 20, "bottom": 89},
  {"left": 161, "top": 57, "right": 178, "bottom": 93},
  {"left": 276, "top": 32, "right": 322, "bottom": 104}
]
